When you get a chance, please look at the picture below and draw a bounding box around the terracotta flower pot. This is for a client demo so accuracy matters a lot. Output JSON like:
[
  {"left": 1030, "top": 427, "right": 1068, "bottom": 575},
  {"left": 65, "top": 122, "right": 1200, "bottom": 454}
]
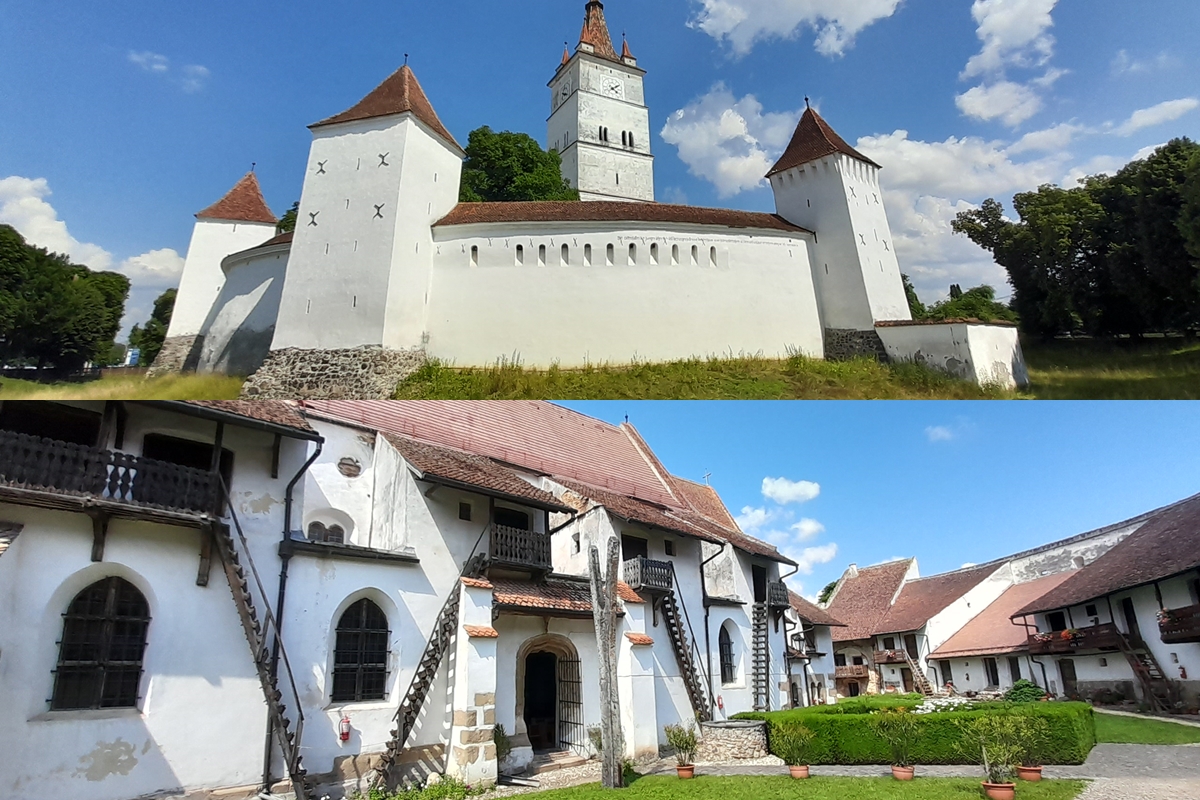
[
  {"left": 891, "top": 765, "right": 915, "bottom": 781},
  {"left": 983, "top": 782, "right": 1016, "bottom": 800},
  {"left": 1017, "top": 765, "right": 1044, "bottom": 782},
  {"left": 789, "top": 765, "right": 810, "bottom": 779},
  {"left": 677, "top": 765, "right": 695, "bottom": 779}
]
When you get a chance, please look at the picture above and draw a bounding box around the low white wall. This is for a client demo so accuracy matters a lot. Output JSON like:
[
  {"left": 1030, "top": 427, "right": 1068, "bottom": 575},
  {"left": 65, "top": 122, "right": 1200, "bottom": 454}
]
[
  {"left": 876, "top": 323, "right": 1029, "bottom": 389},
  {"left": 196, "top": 247, "right": 288, "bottom": 376}
]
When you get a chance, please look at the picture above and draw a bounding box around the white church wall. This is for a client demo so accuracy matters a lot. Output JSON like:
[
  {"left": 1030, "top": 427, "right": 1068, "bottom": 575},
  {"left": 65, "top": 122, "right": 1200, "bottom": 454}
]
[
  {"left": 195, "top": 246, "right": 289, "bottom": 377},
  {"left": 1008, "top": 524, "right": 1139, "bottom": 584},
  {"left": 168, "top": 219, "right": 278, "bottom": 340},
  {"left": 302, "top": 420, "right": 379, "bottom": 547},
  {"left": 875, "top": 323, "right": 1029, "bottom": 389},
  {"left": 925, "top": 565, "right": 1013, "bottom": 659},
  {"left": 427, "top": 223, "right": 823, "bottom": 367}
]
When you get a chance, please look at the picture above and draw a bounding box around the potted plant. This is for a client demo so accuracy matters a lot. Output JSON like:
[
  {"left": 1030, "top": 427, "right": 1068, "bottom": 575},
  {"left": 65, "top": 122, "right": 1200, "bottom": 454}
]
[
  {"left": 958, "top": 715, "right": 1024, "bottom": 800},
  {"left": 770, "top": 722, "right": 816, "bottom": 779},
  {"left": 869, "top": 708, "right": 921, "bottom": 780},
  {"left": 1015, "top": 715, "right": 1050, "bottom": 782},
  {"left": 664, "top": 723, "right": 698, "bottom": 779}
]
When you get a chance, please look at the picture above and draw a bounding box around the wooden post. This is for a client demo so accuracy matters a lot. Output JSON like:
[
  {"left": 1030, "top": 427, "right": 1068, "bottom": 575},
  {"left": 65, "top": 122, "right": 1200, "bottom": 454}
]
[{"left": 589, "top": 538, "right": 624, "bottom": 789}]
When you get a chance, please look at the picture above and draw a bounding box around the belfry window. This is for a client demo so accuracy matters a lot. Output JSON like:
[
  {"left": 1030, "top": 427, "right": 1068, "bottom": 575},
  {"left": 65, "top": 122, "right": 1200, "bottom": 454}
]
[
  {"left": 51, "top": 577, "right": 150, "bottom": 710},
  {"left": 308, "top": 521, "right": 345, "bottom": 545},
  {"left": 331, "top": 599, "right": 390, "bottom": 702}
]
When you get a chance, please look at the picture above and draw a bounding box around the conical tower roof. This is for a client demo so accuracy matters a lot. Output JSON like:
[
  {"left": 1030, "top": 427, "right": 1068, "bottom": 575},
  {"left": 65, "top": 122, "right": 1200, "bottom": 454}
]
[
  {"left": 196, "top": 172, "right": 277, "bottom": 225},
  {"left": 578, "top": 1, "right": 619, "bottom": 61},
  {"left": 311, "top": 65, "right": 461, "bottom": 151},
  {"left": 621, "top": 37, "right": 635, "bottom": 60},
  {"left": 767, "top": 106, "right": 881, "bottom": 178}
]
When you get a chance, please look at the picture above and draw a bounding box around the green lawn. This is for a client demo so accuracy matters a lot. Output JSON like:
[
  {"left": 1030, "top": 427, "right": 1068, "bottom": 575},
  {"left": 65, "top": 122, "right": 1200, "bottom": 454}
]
[
  {"left": 517, "top": 776, "right": 1086, "bottom": 800},
  {"left": 0, "top": 374, "right": 245, "bottom": 400},
  {"left": 1095, "top": 712, "right": 1200, "bottom": 745},
  {"left": 1023, "top": 336, "right": 1200, "bottom": 399}
]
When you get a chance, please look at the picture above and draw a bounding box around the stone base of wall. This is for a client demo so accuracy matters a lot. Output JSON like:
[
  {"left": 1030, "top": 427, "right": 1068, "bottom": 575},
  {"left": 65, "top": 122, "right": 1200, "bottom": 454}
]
[
  {"left": 824, "top": 329, "right": 890, "bottom": 363},
  {"left": 147, "top": 335, "right": 203, "bottom": 377},
  {"left": 695, "top": 720, "right": 768, "bottom": 762},
  {"left": 241, "top": 346, "right": 426, "bottom": 400}
]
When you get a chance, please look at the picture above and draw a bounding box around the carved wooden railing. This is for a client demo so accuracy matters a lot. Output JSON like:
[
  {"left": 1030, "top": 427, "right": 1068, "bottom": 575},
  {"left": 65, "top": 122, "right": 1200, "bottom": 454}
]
[
  {"left": 768, "top": 580, "right": 790, "bottom": 609},
  {"left": 873, "top": 649, "right": 910, "bottom": 665},
  {"left": 1028, "top": 622, "right": 1124, "bottom": 655},
  {"left": 0, "top": 430, "right": 219, "bottom": 514},
  {"left": 623, "top": 556, "right": 673, "bottom": 592},
  {"left": 488, "top": 524, "right": 552, "bottom": 570},
  {"left": 835, "top": 664, "right": 870, "bottom": 679},
  {"left": 1159, "top": 604, "right": 1200, "bottom": 645}
]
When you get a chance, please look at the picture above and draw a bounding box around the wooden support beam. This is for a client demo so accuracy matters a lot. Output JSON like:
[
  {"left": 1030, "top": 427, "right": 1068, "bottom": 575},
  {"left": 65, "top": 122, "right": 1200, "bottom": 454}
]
[
  {"left": 113, "top": 402, "right": 127, "bottom": 449},
  {"left": 210, "top": 422, "right": 225, "bottom": 473},
  {"left": 270, "top": 434, "right": 281, "bottom": 480},
  {"left": 89, "top": 514, "right": 109, "bottom": 562},
  {"left": 197, "top": 526, "right": 214, "bottom": 587}
]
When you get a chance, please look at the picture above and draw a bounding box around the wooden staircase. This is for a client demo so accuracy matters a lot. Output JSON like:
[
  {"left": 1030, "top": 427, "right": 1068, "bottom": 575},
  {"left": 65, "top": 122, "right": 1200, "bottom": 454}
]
[
  {"left": 751, "top": 603, "right": 770, "bottom": 712},
  {"left": 904, "top": 652, "right": 936, "bottom": 696},
  {"left": 660, "top": 582, "right": 711, "bottom": 722},
  {"left": 213, "top": 518, "right": 314, "bottom": 799},
  {"left": 1117, "top": 634, "right": 1175, "bottom": 711}
]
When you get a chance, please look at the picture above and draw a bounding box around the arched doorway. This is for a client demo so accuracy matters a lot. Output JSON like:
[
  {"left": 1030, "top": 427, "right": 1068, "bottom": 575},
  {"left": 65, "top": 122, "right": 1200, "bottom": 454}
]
[
  {"left": 515, "top": 634, "right": 585, "bottom": 755},
  {"left": 525, "top": 652, "right": 558, "bottom": 750}
]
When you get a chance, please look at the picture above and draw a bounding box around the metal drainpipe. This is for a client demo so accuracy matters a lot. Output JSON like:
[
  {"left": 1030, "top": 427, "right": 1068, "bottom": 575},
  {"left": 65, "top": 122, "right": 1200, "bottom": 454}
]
[
  {"left": 262, "top": 439, "right": 323, "bottom": 794},
  {"left": 1012, "top": 615, "right": 1051, "bottom": 692},
  {"left": 699, "top": 541, "right": 728, "bottom": 716}
]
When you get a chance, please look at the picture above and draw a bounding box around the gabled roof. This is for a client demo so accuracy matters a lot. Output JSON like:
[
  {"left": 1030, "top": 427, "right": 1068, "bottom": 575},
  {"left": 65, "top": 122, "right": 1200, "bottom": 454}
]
[
  {"left": 492, "top": 575, "right": 642, "bottom": 616},
  {"left": 1015, "top": 493, "right": 1200, "bottom": 617},
  {"left": 578, "top": 1, "right": 619, "bottom": 61},
  {"left": 311, "top": 65, "right": 461, "bottom": 152},
  {"left": 196, "top": 173, "right": 277, "bottom": 225},
  {"left": 790, "top": 590, "right": 845, "bottom": 628},
  {"left": 874, "top": 564, "right": 998, "bottom": 637},
  {"left": 434, "top": 201, "right": 810, "bottom": 235},
  {"left": 382, "top": 432, "right": 573, "bottom": 513},
  {"left": 931, "top": 572, "right": 1076, "bottom": 659},
  {"left": 767, "top": 106, "right": 882, "bottom": 178},
  {"left": 827, "top": 559, "right": 913, "bottom": 642}
]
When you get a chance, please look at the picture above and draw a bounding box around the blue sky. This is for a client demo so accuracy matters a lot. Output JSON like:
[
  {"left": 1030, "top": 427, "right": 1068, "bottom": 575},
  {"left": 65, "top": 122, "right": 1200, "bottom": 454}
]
[
  {"left": 560, "top": 401, "right": 1200, "bottom": 599},
  {"left": 2, "top": 0, "right": 1199, "bottom": 334}
]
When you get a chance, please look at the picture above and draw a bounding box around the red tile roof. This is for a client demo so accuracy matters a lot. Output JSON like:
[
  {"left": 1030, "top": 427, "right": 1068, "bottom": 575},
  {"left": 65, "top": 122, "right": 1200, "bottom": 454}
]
[
  {"left": 311, "top": 65, "right": 461, "bottom": 152},
  {"left": 382, "top": 432, "right": 573, "bottom": 512},
  {"left": 196, "top": 173, "right": 278, "bottom": 225},
  {"left": 557, "top": 478, "right": 724, "bottom": 546},
  {"left": 827, "top": 559, "right": 913, "bottom": 642},
  {"left": 790, "top": 590, "right": 846, "bottom": 628},
  {"left": 228, "top": 231, "right": 294, "bottom": 262},
  {"left": 180, "top": 401, "right": 316, "bottom": 435},
  {"left": 931, "top": 572, "right": 1077, "bottom": 659},
  {"left": 461, "top": 577, "right": 494, "bottom": 590},
  {"left": 491, "top": 576, "right": 642, "bottom": 615},
  {"left": 874, "top": 565, "right": 998, "bottom": 636},
  {"left": 767, "top": 107, "right": 881, "bottom": 178},
  {"left": 621, "top": 38, "right": 635, "bottom": 61},
  {"left": 579, "top": 1, "right": 619, "bottom": 61},
  {"left": 464, "top": 625, "right": 499, "bottom": 639},
  {"left": 1015, "top": 493, "right": 1200, "bottom": 617},
  {"left": 625, "top": 632, "right": 654, "bottom": 646},
  {"left": 435, "top": 201, "right": 809, "bottom": 234}
]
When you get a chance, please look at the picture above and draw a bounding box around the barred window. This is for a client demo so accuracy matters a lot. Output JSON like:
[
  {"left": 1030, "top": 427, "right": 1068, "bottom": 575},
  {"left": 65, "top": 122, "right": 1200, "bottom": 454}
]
[
  {"left": 308, "top": 522, "right": 345, "bottom": 545},
  {"left": 52, "top": 577, "right": 150, "bottom": 710},
  {"left": 718, "top": 624, "right": 736, "bottom": 684},
  {"left": 331, "top": 599, "right": 389, "bottom": 702}
]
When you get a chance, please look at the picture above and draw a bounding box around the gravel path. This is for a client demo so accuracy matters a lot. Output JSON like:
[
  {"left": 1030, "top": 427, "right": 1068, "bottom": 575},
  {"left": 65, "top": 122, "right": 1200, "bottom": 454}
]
[{"left": 1076, "top": 779, "right": 1200, "bottom": 800}]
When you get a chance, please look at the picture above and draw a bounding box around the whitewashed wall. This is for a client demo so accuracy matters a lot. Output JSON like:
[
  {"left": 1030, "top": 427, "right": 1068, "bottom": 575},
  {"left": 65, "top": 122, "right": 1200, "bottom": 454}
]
[
  {"left": 195, "top": 245, "right": 289, "bottom": 376},
  {"left": 876, "top": 323, "right": 1028, "bottom": 389},
  {"left": 169, "top": 219, "right": 278, "bottom": 340}
]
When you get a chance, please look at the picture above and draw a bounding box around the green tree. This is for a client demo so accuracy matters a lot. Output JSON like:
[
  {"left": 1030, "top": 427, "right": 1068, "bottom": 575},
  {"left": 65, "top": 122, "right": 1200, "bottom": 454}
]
[
  {"left": 459, "top": 126, "right": 580, "bottom": 203},
  {"left": 817, "top": 581, "right": 838, "bottom": 605},
  {"left": 901, "top": 274, "right": 926, "bottom": 319},
  {"left": 277, "top": 201, "right": 299, "bottom": 234},
  {"left": 1182, "top": 152, "right": 1200, "bottom": 299},
  {"left": 925, "top": 284, "right": 1019, "bottom": 324},
  {"left": 128, "top": 288, "right": 177, "bottom": 366}
]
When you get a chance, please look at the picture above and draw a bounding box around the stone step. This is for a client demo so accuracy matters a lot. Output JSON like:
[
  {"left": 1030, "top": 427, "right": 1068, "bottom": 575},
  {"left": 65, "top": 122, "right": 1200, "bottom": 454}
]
[{"left": 527, "top": 752, "right": 588, "bottom": 775}]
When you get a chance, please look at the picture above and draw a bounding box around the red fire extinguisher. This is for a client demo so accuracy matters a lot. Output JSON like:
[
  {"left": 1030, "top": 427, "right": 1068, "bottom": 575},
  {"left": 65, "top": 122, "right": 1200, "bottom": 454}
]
[
  {"left": 340, "top": 715, "right": 352, "bottom": 742},
  {"left": 717, "top": 695, "right": 725, "bottom": 712}
]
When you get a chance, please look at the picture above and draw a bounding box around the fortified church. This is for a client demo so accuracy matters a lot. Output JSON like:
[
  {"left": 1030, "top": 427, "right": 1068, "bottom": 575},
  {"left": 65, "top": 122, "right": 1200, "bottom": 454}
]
[{"left": 154, "top": 1, "right": 1027, "bottom": 394}]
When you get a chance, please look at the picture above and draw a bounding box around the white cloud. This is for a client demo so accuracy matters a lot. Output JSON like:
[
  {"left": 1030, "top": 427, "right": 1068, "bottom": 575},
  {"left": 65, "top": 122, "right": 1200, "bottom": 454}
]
[
  {"left": 181, "top": 65, "right": 211, "bottom": 94},
  {"left": 0, "top": 176, "right": 184, "bottom": 335},
  {"left": 736, "top": 505, "right": 776, "bottom": 532},
  {"left": 762, "top": 476, "right": 820, "bottom": 505},
  {"left": 793, "top": 543, "right": 839, "bottom": 575},
  {"left": 661, "top": 186, "right": 690, "bottom": 205},
  {"left": 661, "top": 84, "right": 800, "bottom": 197},
  {"left": 128, "top": 51, "right": 169, "bottom": 73},
  {"left": 792, "top": 518, "right": 825, "bottom": 541},
  {"left": 955, "top": 81, "right": 1044, "bottom": 127},
  {"left": 961, "top": 562, "right": 978, "bottom": 569},
  {"left": 690, "top": 0, "right": 903, "bottom": 57},
  {"left": 1113, "top": 98, "right": 1199, "bottom": 137},
  {"left": 1007, "top": 122, "right": 1084, "bottom": 154},
  {"left": 1112, "top": 50, "right": 1178, "bottom": 76},
  {"left": 925, "top": 425, "right": 955, "bottom": 442},
  {"left": 962, "top": 0, "right": 1059, "bottom": 79}
]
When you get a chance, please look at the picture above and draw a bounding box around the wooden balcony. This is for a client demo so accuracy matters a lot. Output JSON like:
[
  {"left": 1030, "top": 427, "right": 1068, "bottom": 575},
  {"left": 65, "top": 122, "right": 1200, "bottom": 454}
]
[
  {"left": 488, "top": 524, "right": 552, "bottom": 571},
  {"left": 768, "top": 580, "right": 790, "bottom": 609},
  {"left": 0, "top": 430, "right": 220, "bottom": 518},
  {"left": 623, "top": 557, "right": 673, "bottom": 593},
  {"left": 1028, "top": 622, "right": 1125, "bottom": 655},
  {"left": 874, "top": 649, "right": 910, "bottom": 665},
  {"left": 1159, "top": 604, "right": 1200, "bottom": 644},
  {"left": 835, "top": 665, "right": 870, "bottom": 679}
]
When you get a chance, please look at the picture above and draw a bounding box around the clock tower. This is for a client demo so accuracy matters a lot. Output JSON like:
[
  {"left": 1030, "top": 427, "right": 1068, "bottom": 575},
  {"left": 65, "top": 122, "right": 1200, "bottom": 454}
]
[{"left": 548, "top": 1, "right": 654, "bottom": 203}]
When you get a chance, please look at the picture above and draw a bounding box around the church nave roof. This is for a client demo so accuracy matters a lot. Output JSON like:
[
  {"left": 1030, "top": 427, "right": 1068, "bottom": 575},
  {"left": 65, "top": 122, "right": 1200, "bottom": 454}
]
[{"left": 434, "top": 200, "right": 811, "bottom": 235}]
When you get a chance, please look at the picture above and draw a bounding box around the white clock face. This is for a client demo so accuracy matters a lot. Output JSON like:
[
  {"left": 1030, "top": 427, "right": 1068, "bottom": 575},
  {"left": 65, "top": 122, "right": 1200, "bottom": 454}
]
[{"left": 601, "top": 77, "right": 625, "bottom": 100}]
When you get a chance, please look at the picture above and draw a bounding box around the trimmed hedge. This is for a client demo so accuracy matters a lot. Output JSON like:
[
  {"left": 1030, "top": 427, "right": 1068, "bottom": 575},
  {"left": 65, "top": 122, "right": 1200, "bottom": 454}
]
[{"left": 734, "top": 701, "right": 1096, "bottom": 766}]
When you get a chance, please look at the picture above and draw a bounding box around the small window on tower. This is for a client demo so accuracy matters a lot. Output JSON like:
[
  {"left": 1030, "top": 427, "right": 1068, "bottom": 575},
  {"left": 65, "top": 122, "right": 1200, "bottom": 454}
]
[
  {"left": 629, "top": 133, "right": 635, "bottom": 148},
  {"left": 584, "top": 244, "right": 593, "bottom": 266},
  {"left": 538, "top": 244, "right": 547, "bottom": 266},
  {"left": 516, "top": 244, "right": 525, "bottom": 266},
  {"left": 691, "top": 246, "right": 699, "bottom": 266},
  {"left": 470, "top": 246, "right": 479, "bottom": 267},
  {"left": 606, "top": 244, "right": 615, "bottom": 267},
  {"left": 459, "top": 502, "right": 472, "bottom": 521},
  {"left": 621, "top": 131, "right": 627, "bottom": 147}
]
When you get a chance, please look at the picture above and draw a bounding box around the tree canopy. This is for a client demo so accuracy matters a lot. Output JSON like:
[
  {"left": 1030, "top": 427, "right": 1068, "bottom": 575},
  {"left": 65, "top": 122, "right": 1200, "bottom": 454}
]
[
  {"left": 0, "top": 224, "right": 129, "bottom": 370},
  {"left": 128, "top": 288, "right": 177, "bottom": 367},
  {"left": 953, "top": 138, "right": 1200, "bottom": 338},
  {"left": 459, "top": 126, "right": 579, "bottom": 203}
]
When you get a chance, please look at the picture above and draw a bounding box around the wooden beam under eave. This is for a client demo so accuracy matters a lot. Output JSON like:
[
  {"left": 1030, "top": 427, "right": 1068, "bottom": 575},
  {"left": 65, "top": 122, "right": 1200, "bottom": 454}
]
[
  {"left": 89, "top": 513, "right": 110, "bottom": 562},
  {"left": 270, "top": 434, "right": 281, "bottom": 480},
  {"left": 197, "top": 526, "right": 214, "bottom": 587}
]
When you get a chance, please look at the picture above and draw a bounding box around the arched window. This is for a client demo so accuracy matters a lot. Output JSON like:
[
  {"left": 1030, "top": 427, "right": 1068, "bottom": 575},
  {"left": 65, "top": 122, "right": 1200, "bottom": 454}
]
[
  {"left": 671, "top": 244, "right": 680, "bottom": 266},
  {"left": 691, "top": 245, "right": 699, "bottom": 266},
  {"left": 628, "top": 243, "right": 637, "bottom": 265},
  {"left": 516, "top": 244, "right": 525, "bottom": 266},
  {"left": 606, "top": 243, "right": 615, "bottom": 267},
  {"left": 621, "top": 131, "right": 627, "bottom": 147},
  {"left": 584, "top": 244, "right": 593, "bottom": 266},
  {"left": 561, "top": 243, "right": 570, "bottom": 266},
  {"left": 52, "top": 577, "right": 150, "bottom": 710},
  {"left": 719, "top": 624, "right": 736, "bottom": 684},
  {"left": 710, "top": 246, "right": 718, "bottom": 267},
  {"left": 308, "top": 522, "right": 345, "bottom": 545},
  {"left": 331, "top": 599, "right": 390, "bottom": 702},
  {"left": 628, "top": 133, "right": 635, "bottom": 148},
  {"left": 470, "top": 245, "right": 479, "bottom": 267},
  {"left": 538, "top": 244, "right": 547, "bottom": 267},
  {"left": 650, "top": 243, "right": 659, "bottom": 265}
]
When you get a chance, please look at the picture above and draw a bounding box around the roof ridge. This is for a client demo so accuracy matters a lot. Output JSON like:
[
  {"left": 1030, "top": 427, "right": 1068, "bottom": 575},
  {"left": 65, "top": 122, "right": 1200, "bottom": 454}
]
[
  {"left": 196, "top": 172, "right": 277, "bottom": 225},
  {"left": 620, "top": 422, "right": 680, "bottom": 504}
]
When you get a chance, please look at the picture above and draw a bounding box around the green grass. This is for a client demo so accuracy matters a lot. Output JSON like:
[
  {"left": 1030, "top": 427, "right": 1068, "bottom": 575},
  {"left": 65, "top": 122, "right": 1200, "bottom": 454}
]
[
  {"left": 1095, "top": 712, "right": 1200, "bottom": 745},
  {"left": 394, "top": 355, "right": 1011, "bottom": 400},
  {"left": 519, "top": 776, "right": 1086, "bottom": 800},
  {"left": 0, "top": 374, "right": 245, "bottom": 400},
  {"left": 1023, "top": 336, "right": 1200, "bottom": 399}
]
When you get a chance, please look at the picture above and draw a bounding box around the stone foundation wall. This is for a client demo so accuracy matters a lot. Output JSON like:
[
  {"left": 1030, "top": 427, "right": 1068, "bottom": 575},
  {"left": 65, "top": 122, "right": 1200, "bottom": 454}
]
[
  {"left": 695, "top": 720, "right": 768, "bottom": 762},
  {"left": 147, "top": 335, "right": 203, "bottom": 377},
  {"left": 241, "top": 346, "right": 426, "bottom": 399},
  {"left": 824, "top": 329, "right": 890, "bottom": 362}
]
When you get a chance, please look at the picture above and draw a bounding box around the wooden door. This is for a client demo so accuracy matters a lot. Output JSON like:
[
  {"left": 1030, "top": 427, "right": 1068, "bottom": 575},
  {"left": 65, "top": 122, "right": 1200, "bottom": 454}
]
[
  {"left": 904, "top": 634, "right": 919, "bottom": 660},
  {"left": 900, "top": 667, "right": 914, "bottom": 693},
  {"left": 1122, "top": 597, "right": 1142, "bottom": 643},
  {"left": 1058, "top": 659, "right": 1078, "bottom": 698}
]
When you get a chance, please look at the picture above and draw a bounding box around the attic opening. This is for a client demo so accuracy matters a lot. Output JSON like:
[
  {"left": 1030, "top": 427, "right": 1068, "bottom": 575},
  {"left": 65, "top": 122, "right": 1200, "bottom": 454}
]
[{"left": 0, "top": 401, "right": 102, "bottom": 446}]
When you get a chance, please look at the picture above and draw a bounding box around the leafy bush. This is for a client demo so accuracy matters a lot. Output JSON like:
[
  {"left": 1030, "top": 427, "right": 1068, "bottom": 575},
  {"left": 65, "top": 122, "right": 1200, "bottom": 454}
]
[
  {"left": 769, "top": 721, "right": 816, "bottom": 766},
  {"left": 869, "top": 708, "right": 922, "bottom": 768},
  {"left": 957, "top": 715, "right": 1028, "bottom": 784},
  {"left": 664, "top": 723, "right": 698, "bottom": 766},
  {"left": 1005, "top": 679, "right": 1048, "bottom": 703},
  {"left": 356, "top": 776, "right": 486, "bottom": 800},
  {"left": 735, "top": 701, "right": 1095, "bottom": 766}
]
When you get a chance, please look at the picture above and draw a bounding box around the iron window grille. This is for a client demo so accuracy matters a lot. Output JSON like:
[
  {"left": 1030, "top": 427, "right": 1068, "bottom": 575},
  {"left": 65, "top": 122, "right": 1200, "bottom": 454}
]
[
  {"left": 719, "top": 626, "right": 736, "bottom": 684},
  {"left": 331, "top": 599, "right": 390, "bottom": 703},
  {"left": 51, "top": 577, "right": 151, "bottom": 710}
]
